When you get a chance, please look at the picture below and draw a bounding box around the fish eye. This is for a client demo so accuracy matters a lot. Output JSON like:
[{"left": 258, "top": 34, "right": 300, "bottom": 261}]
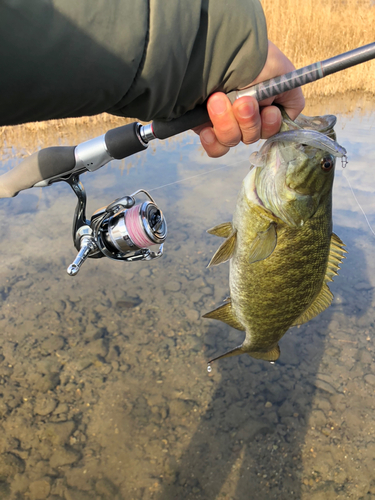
[{"left": 320, "top": 155, "right": 334, "bottom": 171}]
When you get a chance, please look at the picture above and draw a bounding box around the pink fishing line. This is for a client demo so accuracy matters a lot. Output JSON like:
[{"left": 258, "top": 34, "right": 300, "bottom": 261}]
[{"left": 125, "top": 204, "right": 153, "bottom": 248}]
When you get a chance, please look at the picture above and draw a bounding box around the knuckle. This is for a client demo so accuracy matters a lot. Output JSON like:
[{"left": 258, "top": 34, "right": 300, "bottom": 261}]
[
  {"left": 216, "top": 130, "right": 241, "bottom": 148},
  {"left": 241, "top": 126, "right": 261, "bottom": 145}
]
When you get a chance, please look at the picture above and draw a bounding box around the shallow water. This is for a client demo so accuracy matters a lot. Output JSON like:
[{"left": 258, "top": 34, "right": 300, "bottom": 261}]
[{"left": 0, "top": 106, "right": 374, "bottom": 500}]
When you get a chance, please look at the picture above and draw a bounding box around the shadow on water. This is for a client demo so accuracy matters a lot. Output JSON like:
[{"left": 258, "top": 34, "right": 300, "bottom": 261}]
[{"left": 155, "top": 223, "right": 373, "bottom": 500}]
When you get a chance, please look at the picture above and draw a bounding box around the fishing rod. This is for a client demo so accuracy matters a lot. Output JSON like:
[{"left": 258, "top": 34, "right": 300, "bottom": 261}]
[{"left": 0, "top": 42, "right": 374, "bottom": 276}]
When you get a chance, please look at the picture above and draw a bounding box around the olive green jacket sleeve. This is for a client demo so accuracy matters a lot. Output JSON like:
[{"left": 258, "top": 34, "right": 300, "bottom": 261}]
[{"left": 0, "top": 0, "right": 267, "bottom": 126}]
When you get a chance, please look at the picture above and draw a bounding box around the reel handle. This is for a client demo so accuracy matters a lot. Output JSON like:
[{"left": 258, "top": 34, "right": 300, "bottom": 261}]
[{"left": 67, "top": 235, "right": 97, "bottom": 276}]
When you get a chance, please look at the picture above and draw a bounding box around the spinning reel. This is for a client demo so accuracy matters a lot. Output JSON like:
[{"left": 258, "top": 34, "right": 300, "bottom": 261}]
[{"left": 66, "top": 174, "right": 167, "bottom": 276}]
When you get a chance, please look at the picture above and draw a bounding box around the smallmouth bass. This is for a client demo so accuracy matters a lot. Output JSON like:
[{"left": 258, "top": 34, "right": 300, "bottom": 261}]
[{"left": 203, "top": 109, "right": 347, "bottom": 364}]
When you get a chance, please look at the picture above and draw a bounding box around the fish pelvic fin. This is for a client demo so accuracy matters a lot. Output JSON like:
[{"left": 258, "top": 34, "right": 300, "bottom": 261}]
[
  {"left": 292, "top": 233, "right": 346, "bottom": 327},
  {"left": 208, "top": 345, "right": 243, "bottom": 364},
  {"left": 248, "top": 344, "right": 281, "bottom": 362},
  {"left": 249, "top": 222, "right": 277, "bottom": 264},
  {"left": 202, "top": 301, "right": 245, "bottom": 331},
  {"left": 207, "top": 222, "right": 233, "bottom": 238},
  {"left": 207, "top": 230, "right": 237, "bottom": 267},
  {"left": 208, "top": 344, "right": 281, "bottom": 365}
]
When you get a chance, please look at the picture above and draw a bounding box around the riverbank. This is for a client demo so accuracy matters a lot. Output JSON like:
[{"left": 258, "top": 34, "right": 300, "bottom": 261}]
[{"left": 262, "top": 0, "right": 375, "bottom": 98}]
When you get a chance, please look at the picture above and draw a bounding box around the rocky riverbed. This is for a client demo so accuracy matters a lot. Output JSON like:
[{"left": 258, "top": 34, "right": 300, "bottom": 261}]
[{"left": 0, "top": 110, "right": 374, "bottom": 500}]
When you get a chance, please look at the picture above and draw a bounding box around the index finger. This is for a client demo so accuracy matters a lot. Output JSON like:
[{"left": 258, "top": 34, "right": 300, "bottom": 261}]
[{"left": 272, "top": 87, "right": 305, "bottom": 120}]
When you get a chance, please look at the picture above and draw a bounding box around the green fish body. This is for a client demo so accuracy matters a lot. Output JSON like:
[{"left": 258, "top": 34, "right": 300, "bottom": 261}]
[{"left": 204, "top": 110, "right": 347, "bottom": 363}]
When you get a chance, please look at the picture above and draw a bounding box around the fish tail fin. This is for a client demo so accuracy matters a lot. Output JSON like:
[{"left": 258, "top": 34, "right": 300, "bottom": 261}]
[{"left": 208, "top": 345, "right": 243, "bottom": 364}]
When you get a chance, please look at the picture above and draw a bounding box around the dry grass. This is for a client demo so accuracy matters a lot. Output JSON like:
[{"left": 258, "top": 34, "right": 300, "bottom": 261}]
[
  {"left": 0, "top": 114, "right": 135, "bottom": 161},
  {"left": 1, "top": 0, "right": 375, "bottom": 155},
  {"left": 262, "top": 0, "right": 375, "bottom": 99}
]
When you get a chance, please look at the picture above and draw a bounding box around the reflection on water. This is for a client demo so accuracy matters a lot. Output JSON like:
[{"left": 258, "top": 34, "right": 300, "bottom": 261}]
[{"left": 0, "top": 102, "right": 374, "bottom": 500}]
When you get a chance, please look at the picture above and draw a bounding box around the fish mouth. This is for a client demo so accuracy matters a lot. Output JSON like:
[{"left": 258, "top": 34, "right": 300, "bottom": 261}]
[{"left": 244, "top": 167, "right": 266, "bottom": 209}]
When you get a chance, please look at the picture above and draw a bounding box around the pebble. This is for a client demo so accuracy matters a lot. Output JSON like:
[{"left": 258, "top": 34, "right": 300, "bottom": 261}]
[
  {"left": 169, "top": 399, "right": 192, "bottom": 417},
  {"left": 34, "top": 398, "right": 58, "bottom": 416},
  {"left": 95, "top": 477, "right": 118, "bottom": 497},
  {"left": 364, "top": 374, "right": 375, "bottom": 386},
  {"left": 184, "top": 309, "right": 199, "bottom": 322},
  {"left": 53, "top": 403, "right": 69, "bottom": 415},
  {"left": 76, "top": 357, "right": 93, "bottom": 372},
  {"left": 28, "top": 478, "right": 51, "bottom": 500},
  {"left": 52, "top": 300, "right": 67, "bottom": 313},
  {"left": 64, "top": 488, "right": 93, "bottom": 500},
  {"left": 30, "top": 372, "right": 60, "bottom": 393},
  {"left": 165, "top": 281, "right": 181, "bottom": 292},
  {"left": 0, "top": 453, "right": 25, "bottom": 479},
  {"left": 314, "top": 379, "right": 337, "bottom": 395},
  {"left": 309, "top": 409, "right": 327, "bottom": 428},
  {"left": 316, "top": 373, "right": 337, "bottom": 388},
  {"left": 360, "top": 350, "right": 373, "bottom": 364},
  {"left": 40, "top": 336, "right": 65, "bottom": 354},
  {"left": 49, "top": 448, "right": 80, "bottom": 468},
  {"left": 265, "top": 401, "right": 273, "bottom": 408},
  {"left": 44, "top": 421, "right": 75, "bottom": 446},
  {"left": 190, "top": 292, "right": 203, "bottom": 303},
  {"left": 86, "top": 338, "right": 109, "bottom": 358},
  {"left": 139, "top": 268, "right": 150, "bottom": 278}
]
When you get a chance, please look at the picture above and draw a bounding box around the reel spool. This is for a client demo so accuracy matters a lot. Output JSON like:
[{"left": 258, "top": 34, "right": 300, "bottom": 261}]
[
  {"left": 96, "top": 197, "right": 167, "bottom": 259},
  {"left": 67, "top": 180, "right": 167, "bottom": 276}
]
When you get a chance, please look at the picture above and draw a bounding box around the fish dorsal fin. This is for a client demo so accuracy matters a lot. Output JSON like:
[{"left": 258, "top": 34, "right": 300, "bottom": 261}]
[
  {"left": 208, "top": 230, "right": 237, "bottom": 267},
  {"left": 292, "top": 233, "right": 346, "bottom": 326},
  {"left": 207, "top": 222, "right": 233, "bottom": 238},
  {"left": 202, "top": 301, "right": 245, "bottom": 331},
  {"left": 325, "top": 232, "right": 347, "bottom": 282},
  {"left": 249, "top": 223, "right": 277, "bottom": 264},
  {"left": 249, "top": 344, "right": 280, "bottom": 362}
]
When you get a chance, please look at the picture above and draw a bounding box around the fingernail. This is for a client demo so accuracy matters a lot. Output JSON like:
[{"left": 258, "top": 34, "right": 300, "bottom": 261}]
[
  {"left": 265, "top": 108, "right": 280, "bottom": 125},
  {"left": 201, "top": 128, "right": 215, "bottom": 145},
  {"left": 208, "top": 95, "right": 227, "bottom": 115},
  {"left": 237, "top": 101, "right": 255, "bottom": 119}
]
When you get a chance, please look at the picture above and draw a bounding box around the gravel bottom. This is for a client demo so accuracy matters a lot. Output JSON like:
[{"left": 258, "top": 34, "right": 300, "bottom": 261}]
[{"left": 0, "top": 115, "right": 374, "bottom": 500}]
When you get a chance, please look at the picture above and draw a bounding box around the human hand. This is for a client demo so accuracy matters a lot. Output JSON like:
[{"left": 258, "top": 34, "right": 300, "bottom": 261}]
[{"left": 195, "top": 41, "right": 305, "bottom": 158}]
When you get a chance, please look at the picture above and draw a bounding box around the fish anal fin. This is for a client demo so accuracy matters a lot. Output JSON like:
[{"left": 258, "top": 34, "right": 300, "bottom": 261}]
[
  {"left": 249, "top": 223, "right": 277, "bottom": 264},
  {"left": 208, "top": 230, "right": 237, "bottom": 267},
  {"left": 207, "top": 222, "right": 233, "bottom": 238},
  {"left": 249, "top": 344, "right": 280, "bottom": 362},
  {"left": 202, "top": 302, "right": 244, "bottom": 331},
  {"left": 292, "top": 283, "right": 333, "bottom": 326},
  {"left": 292, "top": 233, "right": 346, "bottom": 327}
]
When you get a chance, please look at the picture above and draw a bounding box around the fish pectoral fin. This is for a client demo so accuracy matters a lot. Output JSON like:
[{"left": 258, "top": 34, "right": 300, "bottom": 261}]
[
  {"left": 248, "top": 223, "right": 277, "bottom": 264},
  {"left": 292, "top": 283, "right": 333, "bottom": 326},
  {"left": 207, "top": 222, "right": 233, "bottom": 238},
  {"left": 202, "top": 302, "right": 245, "bottom": 331},
  {"left": 248, "top": 345, "right": 280, "bottom": 362},
  {"left": 207, "top": 230, "right": 237, "bottom": 267}
]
